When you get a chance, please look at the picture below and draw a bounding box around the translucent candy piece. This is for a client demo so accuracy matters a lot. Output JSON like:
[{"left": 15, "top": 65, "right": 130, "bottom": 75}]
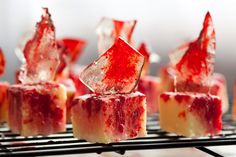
[
  {"left": 19, "top": 8, "right": 61, "bottom": 84},
  {"left": 138, "top": 43, "right": 150, "bottom": 76},
  {"left": 169, "top": 12, "right": 215, "bottom": 85},
  {"left": 96, "top": 17, "right": 137, "bottom": 53},
  {"left": 80, "top": 38, "right": 145, "bottom": 95},
  {"left": 0, "top": 48, "right": 5, "bottom": 76},
  {"left": 57, "top": 38, "right": 86, "bottom": 63}
]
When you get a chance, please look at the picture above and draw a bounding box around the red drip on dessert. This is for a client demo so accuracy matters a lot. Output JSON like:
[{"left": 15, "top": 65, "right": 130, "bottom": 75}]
[
  {"left": 189, "top": 95, "right": 222, "bottom": 133},
  {"left": 82, "top": 96, "right": 102, "bottom": 118},
  {"left": 25, "top": 90, "right": 63, "bottom": 123},
  {"left": 178, "top": 111, "right": 186, "bottom": 119},
  {"left": 160, "top": 93, "right": 170, "bottom": 102},
  {"left": 113, "top": 96, "right": 125, "bottom": 133},
  {"left": 130, "top": 106, "right": 145, "bottom": 137},
  {"left": 102, "top": 38, "right": 141, "bottom": 89},
  {"left": 0, "top": 48, "right": 5, "bottom": 76},
  {"left": 174, "top": 94, "right": 190, "bottom": 103}
]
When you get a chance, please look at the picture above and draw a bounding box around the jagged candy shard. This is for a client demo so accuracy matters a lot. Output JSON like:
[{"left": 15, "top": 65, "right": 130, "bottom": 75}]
[
  {"left": 19, "top": 8, "right": 61, "bottom": 84},
  {"left": 57, "top": 38, "right": 86, "bottom": 63},
  {"left": 0, "top": 48, "right": 5, "bottom": 76},
  {"left": 96, "top": 17, "right": 137, "bottom": 53},
  {"left": 169, "top": 12, "right": 215, "bottom": 85},
  {"left": 138, "top": 43, "right": 151, "bottom": 76},
  {"left": 80, "top": 38, "right": 144, "bottom": 95}
]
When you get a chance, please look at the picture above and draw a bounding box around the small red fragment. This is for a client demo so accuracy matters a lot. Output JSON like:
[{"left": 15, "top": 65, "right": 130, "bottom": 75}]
[
  {"left": 0, "top": 48, "right": 5, "bottom": 76},
  {"left": 138, "top": 43, "right": 151, "bottom": 76}
]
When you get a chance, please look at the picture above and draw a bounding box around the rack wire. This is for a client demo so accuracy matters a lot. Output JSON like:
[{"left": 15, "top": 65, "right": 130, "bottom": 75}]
[{"left": 0, "top": 114, "right": 236, "bottom": 157}]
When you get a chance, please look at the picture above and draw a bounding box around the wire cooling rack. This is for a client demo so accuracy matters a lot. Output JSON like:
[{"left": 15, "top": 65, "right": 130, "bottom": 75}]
[{"left": 0, "top": 114, "right": 236, "bottom": 157}]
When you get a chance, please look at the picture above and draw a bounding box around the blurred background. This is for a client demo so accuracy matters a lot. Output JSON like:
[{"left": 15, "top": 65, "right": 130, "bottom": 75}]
[{"left": 0, "top": 0, "right": 236, "bottom": 99}]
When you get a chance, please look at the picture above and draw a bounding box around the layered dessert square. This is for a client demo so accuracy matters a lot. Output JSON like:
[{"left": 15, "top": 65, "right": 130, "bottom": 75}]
[
  {"left": 0, "top": 82, "right": 9, "bottom": 123},
  {"left": 137, "top": 76, "right": 160, "bottom": 114},
  {"left": 159, "top": 92, "right": 222, "bottom": 137},
  {"left": 8, "top": 82, "right": 67, "bottom": 136},
  {"left": 71, "top": 92, "right": 146, "bottom": 143}
]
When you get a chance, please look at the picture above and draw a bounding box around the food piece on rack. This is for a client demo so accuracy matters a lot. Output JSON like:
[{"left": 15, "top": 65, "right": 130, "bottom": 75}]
[
  {"left": 8, "top": 8, "right": 67, "bottom": 135},
  {"left": 19, "top": 8, "right": 61, "bottom": 84},
  {"left": 138, "top": 43, "right": 151, "bottom": 76},
  {"left": 71, "top": 92, "right": 146, "bottom": 143},
  {"left": 59, "top": 79, "right": 76, "bottom": 123},
  {"left": 0, "top": 49, "right": 9, "bottom": 123},
  {"left": 169, "top": 12, "right": 215, "bottom": 87},
  {"left": 0, "top": 82, "right": 9, "bottom": 123},
  {"left": 159, "top": 92, "right": 222, "bottom": 137},
  {"left": 160, "top": 66, "right": 228, "bottom": 113},
  {"left": 8, "top": 82, "right": 66, "bottom": 136},
  {"left": 80, "top": 38, "right": 144, "bottom": 95},
  {"left": 137, "top": 76, "right": 160, "bottom": 114},
  {"left": 96, "top": 17, "right": 136, "bottom": 53}
]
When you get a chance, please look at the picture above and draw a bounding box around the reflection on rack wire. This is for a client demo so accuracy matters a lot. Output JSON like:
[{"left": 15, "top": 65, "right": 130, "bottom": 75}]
[{"left": 0, "top": 114, "right": 236, "bottom": 157}]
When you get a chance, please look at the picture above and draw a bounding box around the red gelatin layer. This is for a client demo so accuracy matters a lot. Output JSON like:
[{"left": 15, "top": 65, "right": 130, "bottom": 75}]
[
  {"left": 80, "top": 38, "right": 144, "bottom": 95},
  {"left": 8, "top": 82, "right": 67, "bottom": 136},
  {"left": 71, "top": 91, "right": 146, "bottom": 143},
  {"left": 159, "top": 92, "right": 222, "bottom": 137}
]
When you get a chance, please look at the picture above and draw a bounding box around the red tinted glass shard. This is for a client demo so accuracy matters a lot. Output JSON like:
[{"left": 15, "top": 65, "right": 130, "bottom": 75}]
[
  {"left": 80, "top": 38, "right": 144, "bottom": 95},
  {"left": 138, "top": 43, "right": 151, "bottom": 76},
  {"left": 0, "top": 48, "right": 5, "bottom": 76},
  {"left": 96, "top": 17, "right": 137, "bottom": 53},
  {"left": 19, "top": 8, "right": 60, "bottom": 83},
  {"left": 57, "top": 38, "right": 86, "bottom": 63},
  {"left": 169, "top": 12, "right": 215, "bottom": 85}
]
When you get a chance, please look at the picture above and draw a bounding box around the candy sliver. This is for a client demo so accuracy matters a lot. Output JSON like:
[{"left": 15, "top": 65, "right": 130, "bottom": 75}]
[
  {"left": 0, "top": 48, "right": 5, "bottom": 76},
  {"left": 19, "top": 8, "right": 61, "bottom": 84},
  {"left": 169, "top": 12, "right": 215, "bottom": 85},
  {"left": 80, "top": 38, "right": 144, "bottom": 95}
]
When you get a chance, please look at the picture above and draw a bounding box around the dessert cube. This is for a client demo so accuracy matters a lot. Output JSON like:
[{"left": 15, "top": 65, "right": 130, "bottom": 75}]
[
  {"left": 59, "top": 78, "right": 76, "bottom": 123},
  {"left": 71, "top": 91, "right": 146, "bottom": 143},
  {"left": 8, "top": 82, "right": 67, "bottom": 136},
  {"left": 160, "top": 66, "right": 228, "bottom": 113},
  {"left": 159, "top": 92, "right": 222, "bottom": 137},
  {"left": 137, "top": 76, "right": 160, "bottom": 114},
  {"left": 0, "top": 82, "right": 9, "bottom": 123}
]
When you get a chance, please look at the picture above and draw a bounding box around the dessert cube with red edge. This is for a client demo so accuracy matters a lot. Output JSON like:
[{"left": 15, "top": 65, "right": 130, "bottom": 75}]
[
  {"left": 137, "top": 76, "right": 160, "bottom": 114},
  {"left": 0, "top": 82, "right": 9, "bottom": 123},
  {"left": 58, "top": 78, "right": 76, "bottom": 123},
  {"left": 96, "top": 17, "right": 137, "bottom": 53},
  {"left": 8, "top": 82, "right": 67, "bottom": 136},
  {"left": 159, "top": 92, "right": 222, "bottom": 137},
  {"left": 71, "top": 92, "right": 146, "bottom": 143},
  {"left": 232, "top": 81, "right": 236, "bottom": 119},
  {"left": 160, "top": 66, "right": 229, "bottom": 113},
  {"left": 9, "top": 8, "right": 67, "bottom": 136},
  {"left": 72, "top": 37, "right": 146, "bottom": 143}
]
